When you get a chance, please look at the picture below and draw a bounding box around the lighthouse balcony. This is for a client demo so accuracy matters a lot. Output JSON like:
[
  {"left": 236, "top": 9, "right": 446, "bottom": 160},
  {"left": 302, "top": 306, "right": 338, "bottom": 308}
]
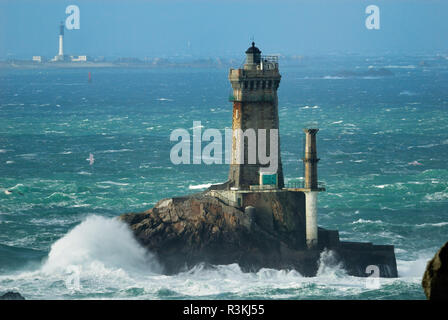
[
  {"left": 229, "top": 68, "right": 280, "bottom": 80},
  {"left": 260, "top": 55, "right": 279, "bottom": 70}
]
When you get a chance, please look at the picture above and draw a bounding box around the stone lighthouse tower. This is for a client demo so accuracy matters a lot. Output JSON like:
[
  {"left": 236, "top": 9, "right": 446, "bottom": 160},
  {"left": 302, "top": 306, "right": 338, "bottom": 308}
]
[{"left": 228, "top": 42, "right": 284, "bottom": 189}]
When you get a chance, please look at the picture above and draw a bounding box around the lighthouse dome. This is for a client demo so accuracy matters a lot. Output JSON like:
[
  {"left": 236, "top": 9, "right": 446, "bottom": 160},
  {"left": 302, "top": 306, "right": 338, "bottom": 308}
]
[
  {"left": 245, "top": 42, "right": 261, "bottom": 54},
  {"left": 245, "top": 42, "right": 261, "bottom": 66}
]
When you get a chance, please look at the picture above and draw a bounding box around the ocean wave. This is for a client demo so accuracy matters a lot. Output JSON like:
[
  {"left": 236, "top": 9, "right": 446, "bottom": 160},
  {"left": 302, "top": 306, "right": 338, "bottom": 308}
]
[
  {"left": 424, "top": 191, "right": 448, "bottom": 202},
  {"left": 408, "top": 140, "right": 448, "bottom": 149},
  {"left": 17, "top": 153, "right": 38, "bottom": 159},
  {"left": 42, "top": 215, "right": 161, "bottom": 274},
  {"left": 397, "top": 255, "right": 432, "bottom": 278},
  {"left": 327, "top": 150, "right": 350, "bottom": 156},
  {"left": 301, "top": 105, "right": 319, "bottom": 109},
  {"left": 97, "top": 149, "right": 133, "bottom": 153},
  {"left": 1, "top": 103, "right": 25, "bottom": 107},
  {"left": 376, "top": 231, "right": 404, "bottom": 239},
  {"left": 44, "top": 192, "right": 76, "bottom": 201},
  {"left": 0, "top": 226, "right": 425, "bottom": 299},
  {"left": 352, "top": 219, "right": 384, "bottom": 225},
  {"left": 380, "top": 206, "right": 398, "bottom": 212},
  {"left": 97, "top": 181, "right": 130, "bottom": 186},
  {"left": 77, "top": 171, "right": 92, "bottom": 176},
  {"left": 322, "top": 76, "right": 345, "bottom": 80},
  {"left": 107, "top": 117, "right": 128, "bottom": 122},
  {"left": 316, "top": 249, "right": 347, "bottom": 278},
  {"left": 373, "top": 183, "right": 405, "bottom": 190},
  {"left": 399, "top": 90, "right": 416, "bottom": 96},
  {"left": 384, "top": 65, "right": 416, "bottom": 69},
  {"left": 70, "top": 204, "right": 91, "bottom": 208},
  {"left": 408, "top": 144, "right": 439, "bottom": 149},
  {"left": 188, "top": 183, "right": 212, "bottom": 190},
  {"left": 416, "top": 222, "right": 448, "bottom": 228},
  {"left": 29, "top": 217, "right": 75, "bottom": 227}
]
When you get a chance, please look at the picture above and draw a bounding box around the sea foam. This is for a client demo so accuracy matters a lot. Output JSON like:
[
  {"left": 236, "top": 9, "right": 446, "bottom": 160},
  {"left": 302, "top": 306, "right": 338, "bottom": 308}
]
[
  {"left": 397, "top": 255, "right": 431, "bottom": 278},
  {"left": 189, "top": 183, "right": 212, "bottom": 190},
  {"left": 41, "top": 215, "right": 161, "bottom": 274}
]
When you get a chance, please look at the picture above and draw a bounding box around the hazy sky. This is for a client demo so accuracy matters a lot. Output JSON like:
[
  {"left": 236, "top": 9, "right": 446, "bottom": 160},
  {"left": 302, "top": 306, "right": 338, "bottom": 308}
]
[{"left": 1, "top": 0, "right": 447, "bottom": 58}]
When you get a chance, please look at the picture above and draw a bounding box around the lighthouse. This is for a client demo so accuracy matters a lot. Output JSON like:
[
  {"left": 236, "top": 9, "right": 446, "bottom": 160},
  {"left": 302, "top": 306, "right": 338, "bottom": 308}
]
[
  {"left": 213, "top": 43, "right": 325, "bottom": 249},
  {"left": 53, "top": 22, "right": 65, "bottom": 61},
  {"left": 228, "top": 42, "right": 284, "bottom": 189},
  {"left": 58, "top": 21, "right": 64, "bottom": 56}
]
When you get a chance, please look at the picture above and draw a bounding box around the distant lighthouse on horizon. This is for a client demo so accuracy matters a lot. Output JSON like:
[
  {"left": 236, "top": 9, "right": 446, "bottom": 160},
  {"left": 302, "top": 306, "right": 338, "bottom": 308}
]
[
  {"left": 58, "top": 21, "right": 64, "bottom": 57},
  {"left": 52, "top": 21, "right": 65, "bottom": 62}
]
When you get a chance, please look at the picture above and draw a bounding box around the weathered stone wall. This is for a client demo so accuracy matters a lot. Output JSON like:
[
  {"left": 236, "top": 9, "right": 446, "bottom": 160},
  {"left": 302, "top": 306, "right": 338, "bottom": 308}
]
[
  {"left": 229, "top": 100, "right": 284, "bottom": 189},
  {"left": 241, "top": 191, "right": 306, "bottom": 248},
  {"left": 228, "top": 66, "right": 284, "bottom": 190}
]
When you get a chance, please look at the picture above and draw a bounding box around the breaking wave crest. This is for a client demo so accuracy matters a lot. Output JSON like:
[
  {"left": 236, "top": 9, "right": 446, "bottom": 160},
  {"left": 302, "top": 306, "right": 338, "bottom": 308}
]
[
  {"left": 42, "top": 215, "right": 162, "bottom": 274},
  {"left": 397, "top": 255, "right": 431, "bottom": 278},
  {"left": 188, "top": 183, "right": 212, "bottom": 190},
  {"left": 0, "top": 216, "right": 428, "bottom": 299},
  {"left": 317, "top": 249, "right": 347, "bottom": 277}
]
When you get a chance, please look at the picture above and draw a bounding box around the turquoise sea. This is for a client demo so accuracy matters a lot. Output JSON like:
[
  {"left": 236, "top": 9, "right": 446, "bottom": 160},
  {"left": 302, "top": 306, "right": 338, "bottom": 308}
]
[{"left": 0, "top": 54, "right": 447, "bottom": 299}]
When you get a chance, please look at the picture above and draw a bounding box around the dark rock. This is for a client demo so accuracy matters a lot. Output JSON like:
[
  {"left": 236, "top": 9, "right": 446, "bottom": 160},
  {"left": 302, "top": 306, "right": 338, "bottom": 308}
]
[
  {"left": 120, "top": 190, "right": 397, "bottom": 277},
  {"left": 0, "top": 291, "right": 25, "bottom": 300},
  {"left": 422, "top": 241, "right": 448, "bottom": 300}
]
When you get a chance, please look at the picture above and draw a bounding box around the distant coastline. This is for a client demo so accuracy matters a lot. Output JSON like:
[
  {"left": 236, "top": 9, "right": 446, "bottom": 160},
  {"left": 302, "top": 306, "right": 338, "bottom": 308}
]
[
  {"left": 0, "top": 61, "right": 117, "bottom": 69},
  {"left": 0, "top": 56, "right": 303, "bottom": 69},
  {"left": 1, "top": 53, "right": 446, "bottom": 70},
  {"left": 0, "top": 60, "right": 237, "bottom": 70}
]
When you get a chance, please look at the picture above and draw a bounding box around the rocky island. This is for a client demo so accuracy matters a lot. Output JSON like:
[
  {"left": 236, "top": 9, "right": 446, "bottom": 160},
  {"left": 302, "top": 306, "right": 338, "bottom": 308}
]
[
  {"left": 120, "top": 43, "right": 398, "bottom": 278},
  {"left": 120, "top": 190, "right": 397, "bottom": 277}
]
